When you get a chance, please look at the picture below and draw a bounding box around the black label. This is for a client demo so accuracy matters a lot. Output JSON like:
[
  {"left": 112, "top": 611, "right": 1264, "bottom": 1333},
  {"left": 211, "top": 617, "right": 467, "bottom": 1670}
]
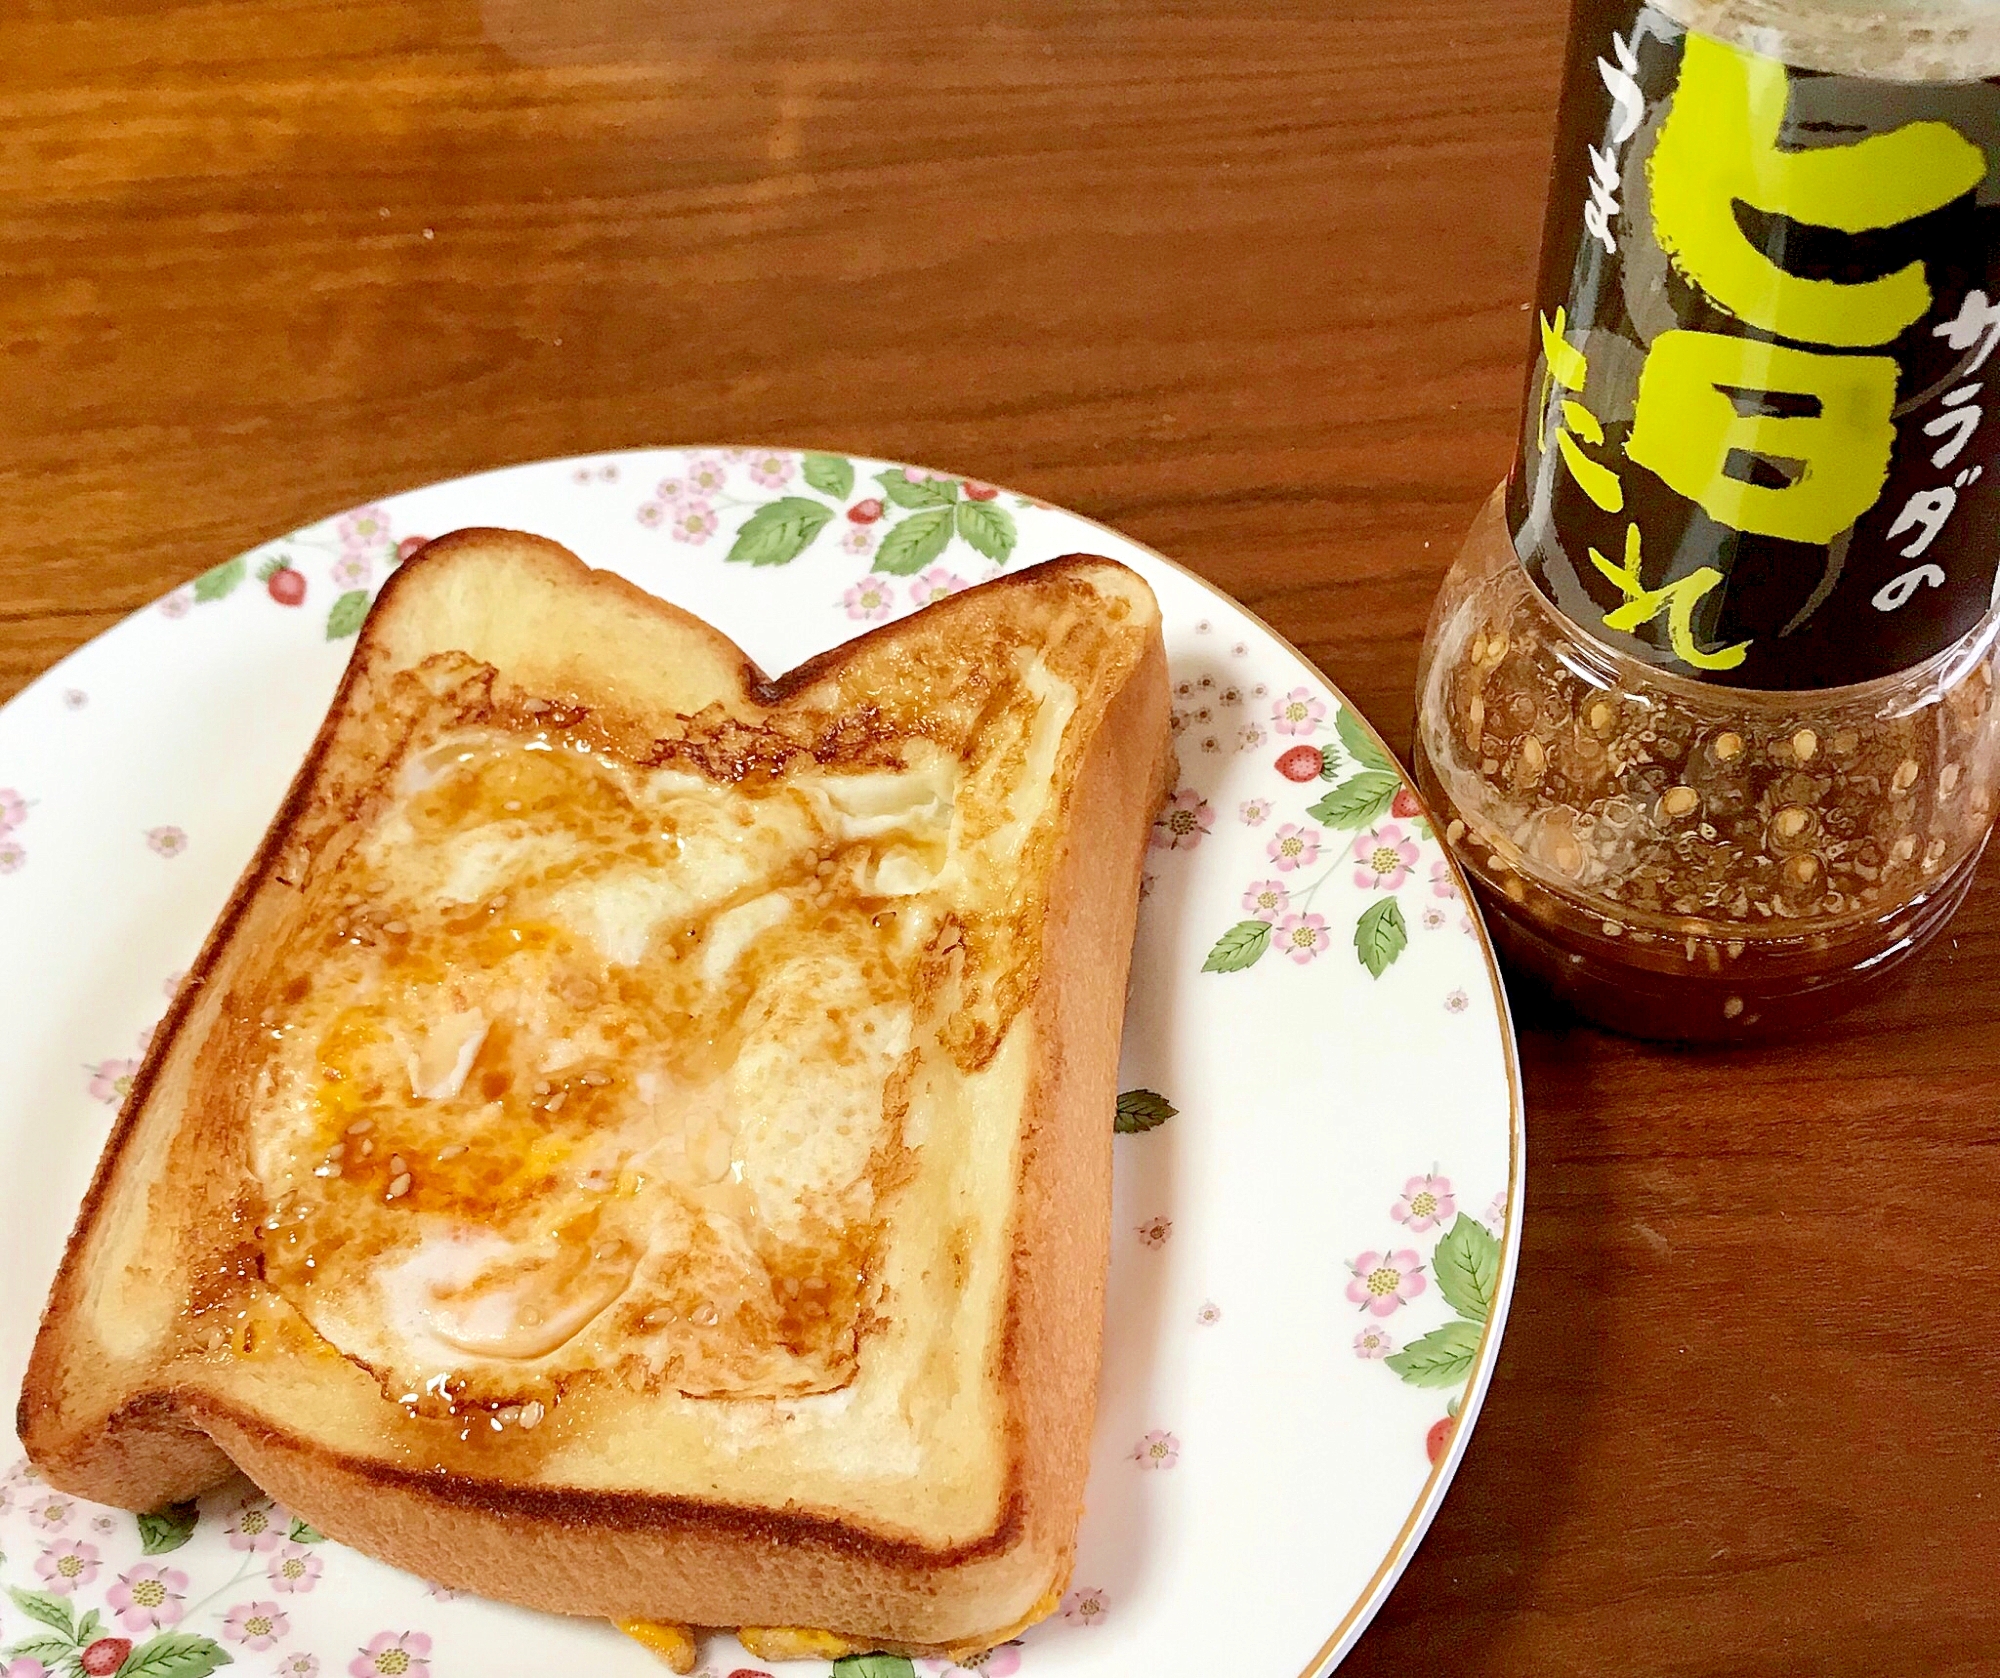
[{"left": 1508, "top": 3, "right": 2000, "bottom": 689}]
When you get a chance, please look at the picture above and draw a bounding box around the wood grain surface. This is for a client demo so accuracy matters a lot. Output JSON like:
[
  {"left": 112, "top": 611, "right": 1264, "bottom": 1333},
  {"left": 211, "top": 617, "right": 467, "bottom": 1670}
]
[{"left": 2, "top": 2, "right": 1996, "bottom": 1673}]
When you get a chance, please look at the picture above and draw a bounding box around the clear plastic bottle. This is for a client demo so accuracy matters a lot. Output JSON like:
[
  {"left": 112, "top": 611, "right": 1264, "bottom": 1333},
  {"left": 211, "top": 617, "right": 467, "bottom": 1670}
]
[{"left": 1414, "top": 0, "right": 2000, "bottom": 1038}]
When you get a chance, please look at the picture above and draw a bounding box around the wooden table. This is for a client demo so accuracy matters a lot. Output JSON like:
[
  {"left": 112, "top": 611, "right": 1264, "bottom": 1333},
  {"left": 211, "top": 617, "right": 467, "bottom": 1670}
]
[{"left": 4, "top": 2, "right": 1995, "bottom": 1672}]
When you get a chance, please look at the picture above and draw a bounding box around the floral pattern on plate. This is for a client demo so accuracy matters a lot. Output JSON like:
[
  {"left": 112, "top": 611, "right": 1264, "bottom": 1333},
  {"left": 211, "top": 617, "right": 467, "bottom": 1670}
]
[{"left": 0, "top": 450, "right": 1520, "bottom": 1678}]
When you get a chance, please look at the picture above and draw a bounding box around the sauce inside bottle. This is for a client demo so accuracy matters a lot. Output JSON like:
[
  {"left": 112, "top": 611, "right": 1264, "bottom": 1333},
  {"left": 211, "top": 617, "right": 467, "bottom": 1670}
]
[{"left": 1415, "top": 0, "right": 2000, "bottom": 1038}]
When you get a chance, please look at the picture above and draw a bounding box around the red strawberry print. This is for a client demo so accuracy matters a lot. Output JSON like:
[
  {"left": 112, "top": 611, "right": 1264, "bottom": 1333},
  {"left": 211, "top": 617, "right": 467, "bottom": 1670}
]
[
  {"left": 1275, "top": 745, "right": 1322, "bottom": 783},
  {"left": 846, "top": 499, "right": 884, "bottom": 524},
  {"left": 964, "top": 481, "right": 1000, "bottom": 500},
  {"left": 727, "top": 1670, "right": 774, "bottom": 1678},
  {"left": 1392, "top": 786, "right": 1422, "bottom": 819},
  {"left": 265, "top": 567, "right": 306, "bottom": 606},
  {"left": 1426, "top": 1415, "right": 1454, "bottom": 1464},
  {"left": 396, "top": 535, "right": 430, "bottom": 563},
  {"left": 81, "top": 1638, "right": 133, "bottom": 1676}
]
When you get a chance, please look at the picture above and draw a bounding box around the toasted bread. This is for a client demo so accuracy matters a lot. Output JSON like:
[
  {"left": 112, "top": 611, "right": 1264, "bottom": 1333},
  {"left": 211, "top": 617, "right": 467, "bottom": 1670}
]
[{"left": 18, "top": 531, "right": 1171, "bottom": 1655}]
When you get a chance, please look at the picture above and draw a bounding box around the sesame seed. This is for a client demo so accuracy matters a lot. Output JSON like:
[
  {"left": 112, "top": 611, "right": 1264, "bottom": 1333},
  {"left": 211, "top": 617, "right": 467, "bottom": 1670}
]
[
  {"left": 1791, "top": 729, "right": 1818, "bottom": 762},
  {"left": 518, "top": 1401, "right": 544, "bottom": 1429},
  {"left": 436, "top": 1143, "right": 467, "bottom": 1161},
  {"left": 357, "top": 1138, "right": 374, "bottom": 1157},
  {"left": 346, "top": 1118, "right": 373, "bottom": 1135},
  {"left": 533, "top": 1079, "right": 551, "bottom": 1096},
  {"left": 389, "top": 1154, "right": 407, "bottom": 1175},
  {"left": 386, "top": 1172, "right": 412, "bottom": 1199},
  {"left": 545, "top": 1090, "right": 566, "bottom": 1113},
  {"left": 580, "top": 1070, "right": 609, "bottom": 1087},
  {"left": 384, "top": 920, "right": 408, "bottom": 935},
  {"left": 692, "top": 1301, "right": 718, "bottom": 1326}
]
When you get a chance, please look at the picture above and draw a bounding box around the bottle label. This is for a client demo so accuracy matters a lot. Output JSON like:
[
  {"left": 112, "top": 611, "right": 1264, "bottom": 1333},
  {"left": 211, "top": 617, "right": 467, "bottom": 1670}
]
[{"left": 1509, "top": 3, "right": 2000, "bottom": 689}]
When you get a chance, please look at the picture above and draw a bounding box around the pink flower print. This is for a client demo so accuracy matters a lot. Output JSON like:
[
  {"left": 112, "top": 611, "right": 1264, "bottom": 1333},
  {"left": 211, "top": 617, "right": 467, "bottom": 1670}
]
[
  {"left": 35, "top": 1539, "right": 100, "bottom": 1595},
  {"left": 654, "top": 474, "right": 688, "bottom": 505},
  {"left": 163, "top": 969, "right": 188, "bottom": 997},
  {"left": 4, "top": 1662, "right": 50, "bottom": 1678},
  {"left": 230, "top": 1495, "right": 282, "bottom": 1550},
  {"left": 1060, "top": 1586, "right": 1109, "bottom": 1627},
  {"left": 746, "top": 451, "right": 796, "bottom": 489},
  {"left": 902, "top": 465, "right": 940, "bottom": 483},
  {"left": 921, "top": 1647, "right": 1022, "bottom": 1678},
  {"left": 1267, "top": 823, "right": 1319, "bottom": 872},
  {"left": 337, "top": 506, "right": 391, "bottom": 550},
  {"left": 1138, "top": 871, "right": 1156, "bottom": 900},
  {"left": 1431, "top": 859, "right": 1460, "bottom": 899},
  {"left": 1196, "top": 1300, "right": 1222, "bottom": 1325},
  {"left": 26, "top": 1490, "right": 75, "bottom": 1531},
  {"left": 159, "top": 589, "right": 194, "bottom": 618},
  {"left": 684, "top": 456, "right": 729, "bottom": 497},
  {"left": 635, "top": 501, "right": 665, "bottom": 528},
  {"left": 1238, "top": 723, "right": 1266, "bottom": 751},
  {"left": 1150, "top": 788, "right": 1213, "bottom": 851},
  {"left": 1136, "top": 1216, "right": 1171, "bottom": 1248},
  {"left": 1241, "top": 879, "right": 1290, "bottom": 923},
  {"left": 1239, "top": 797, "right": 1272, "bottom": 826},
  {"left": 909, "top": 566, "right": 967, "bottom": 607},
  {"left": 332, "top": 553, "right": 371, "bottom": 590},
  {"left": 91, "top": 1513, "right": 115, "bottom": 1532},
  {"left": 1486, "top": 1190, "right": 1508, "bottom": 1229},
  {"left": 64, "top": 688, "right": 88, "bottom": 708},
  {"left": 1346, "top": 1249, "right": 1426, "bottom": 1317},
  {"left": 422, "top": 1581, "right": 460, "bottom": 1602},
  {"left": 0, "top": 841, "right": 23, "bottom": 873},
  {"left": 267, "top": 1544, "right": 323, "bottom": 1593},
  {"left": 1271, "top": 686, "right": 1326, "bottom": 736},
  {"left": 1393, "top": 1173, "right": 1457, "bottom": 1234},
  {"left": 1352, "top": 823, "right": 1419, "bottom": 891},
  {"left": 1130, "top": 1430, "right": 1181, "bottom": 1469},
  {"left": 842, "top": 578, "right": 896, "bottom": 621},
  {"left": 599, "top": 463, "right": 619, "bottom": 481},
  {"left": 1353, "top": 1323, "right": 1395, "bottom": 1360},
  {"left": 86, "top": 1056, "right": 140, "bottom": 1112},
  {"left": 1446, "top": 988, "right": 1470, "bottom": 1013},
  {"left": 1421, "top": 905, "right": 1447, "bottom": 930},
  {"left": 1275, "top": 912, "right": 1330, "bottom": 964},
  {"left": 0, "top": 787, "right": 25, "bottom": 831},
  {"left": 350, "top": 1631, "right": 432, "bottom": 1678},
  {"left": 147, "top": 825, "right": 188, "bottom": 857},
  {"left": 107, "top": 1562, "right": 188, "bottom": 1632},
  {"left": 572, "top": 466, "right": 592, "bottom": 484},
  {"left": 840, "top": 524, "right": 878, "bottom": 557},
  {"left": 277, "top": 1658, "right": 321, "bottom": 1678},
  {"left": 223, "top": 1602, "right": 291, "bottom": 1650},
  {"left": 668, "top": 500, "right": 719, "bottom": 545}
]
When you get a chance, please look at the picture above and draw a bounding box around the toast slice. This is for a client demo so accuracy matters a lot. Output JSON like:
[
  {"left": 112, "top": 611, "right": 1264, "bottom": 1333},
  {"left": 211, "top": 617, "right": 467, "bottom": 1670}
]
[{"left": 18, "top": 531, "right": 1171, "bottom": 1656}]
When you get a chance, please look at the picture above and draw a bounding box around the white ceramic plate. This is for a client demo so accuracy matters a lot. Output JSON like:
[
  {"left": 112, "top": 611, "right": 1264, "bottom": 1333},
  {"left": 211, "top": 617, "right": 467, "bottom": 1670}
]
[{"left": 0, "top": 451, "right": 1522, "bottom": 1678}]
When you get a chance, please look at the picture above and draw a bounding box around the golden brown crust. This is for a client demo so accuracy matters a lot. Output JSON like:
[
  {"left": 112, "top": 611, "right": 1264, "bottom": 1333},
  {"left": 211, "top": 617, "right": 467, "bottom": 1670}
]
[{"left": 18, "top": 532, "right": 1171, "bottom": 1653}]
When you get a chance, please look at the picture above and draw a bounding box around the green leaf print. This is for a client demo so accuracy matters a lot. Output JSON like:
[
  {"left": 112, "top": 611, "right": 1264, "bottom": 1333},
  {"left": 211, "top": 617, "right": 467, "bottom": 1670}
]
[
  {"left": 1319, "top": 743, "right": 1342, "bottom": 780},
  {"left": 7, "top": 1587, "right": 74, "bottom": 1637},
  {"left": 1432, "top": 1213, "right": 1502, "bottom": 1324},
  {"left": 118, "top": 1631, "right": 234, "bottom": 1678},
  {"left": 831, "top": 1656, "right": 916, "bottom": 1678},
  {"left": 726, "top": 497, "right": 835, "bottom": 568},
  {"left": 286, "top": 1516, "right": 326, "bottom": 1543},
  {"left": 954, "top": 499, "right": 1017, "bottom": 564},
  {"left": 1114, "top": 1088, "right": 1177, "bottom": 1133},
  {"left": 76, "top": 1610, "right": 103, "bottom": 1645},
  {"left": 136, "top": 1497, "right": 199, "bottom": 1555},
  {"left": 872, "top": 506, "right": 954, "bottom": 576},
  {"left": 1354, "top": 898, "right": 1408, "bottom": 978},
  {"left": 1306, "top": 770, "right": 1400, "bottom": 831},
  {"left": 1336, "top": 707, "right": 1394, "bottom": 775},
  {"left": 1384, "top": 1318, "right": 1482, "bottom": 1388},
  {"left": 1202, "top": 919, "right": 1272, "bottom": 973},
  {"left": 801, "top": 452, "right": 855, "bottom": 500},
  {"left": 324, "top": 589, "right": 370, "bottom": 640},
  {"left": 876, "top": 468, "right": 959, "bottom": 510},
  {"left": 191, "top": 557, "right": 246, "bottom": 602},
  {"left": 4, "top": 1634, "right": 74, "bottom": 1664}
]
